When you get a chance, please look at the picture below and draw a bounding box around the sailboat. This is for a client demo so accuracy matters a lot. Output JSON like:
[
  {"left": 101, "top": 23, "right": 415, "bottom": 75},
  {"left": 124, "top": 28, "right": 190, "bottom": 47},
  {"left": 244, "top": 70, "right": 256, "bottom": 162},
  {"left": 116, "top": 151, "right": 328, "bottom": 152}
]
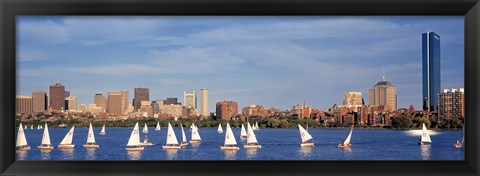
[
  {"left": 37, "top": 125, "right": 41, "bottom": 130},
  {"left": 338, "top": 126, "right": 353, "bottom": 148},
  {"left": 83, "top": 123, "right": 99, "bottom": 148},
  {"left": 298, "top": 124, "right": 314, "bottom": 147},
  {"left": 58, "top": 127, "right": 75, "bottom": 149},
  {"left": 454, "top": 124, "right": 464, "bottom": 148},
  {"left": 220, "top": 123, "right": 239, "bottom": 150},
  {"left": 254, "top": 121, "right": 260, "bottom": 130},
  {"left": 217, "top": 124, "right": 224, "bottom": 133},
  {"left": 38, "top": 123, "right": 54, "bottom": 150},
  {"left": 418, "top": 123, "right": 432, "bottom": 145},
  {"left": 162, "top": 122, "right": 181, "bottom": 149},
  {"left": 126, "top": 122, "right": 144, "bottom": 151},
  {"left": 155, "top": 122, "right": 161, "bottom": 131},
  {"left": 16, "top": 124, "right": 31, "bottom": 151},
  {"left": 240, "top": 124, "right": 248, "bottom": 139},
  {"left": 180, "top": 124, "right": 189, "bottom": 147},
  {"left": 99, "top": 125, "right": 106, "bottom": 135},
  {"left": 190, "top": 123, "right": 202, "bottom": 144},
  {"left": 30, "top": 125, "right": 33, "bottom": 130},
  {"left": 244, "top": 122, "right": 261, "bottom": 149},
  {"left": 143, "top": 123, "right": 149, "bottom": 133}
]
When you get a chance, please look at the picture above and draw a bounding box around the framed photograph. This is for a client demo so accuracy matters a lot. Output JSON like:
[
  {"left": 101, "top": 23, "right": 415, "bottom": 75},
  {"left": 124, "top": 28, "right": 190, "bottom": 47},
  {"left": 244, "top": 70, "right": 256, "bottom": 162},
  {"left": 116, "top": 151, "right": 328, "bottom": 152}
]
[{"left": 1, "top": 0, "right": 479, "bottom": 176}]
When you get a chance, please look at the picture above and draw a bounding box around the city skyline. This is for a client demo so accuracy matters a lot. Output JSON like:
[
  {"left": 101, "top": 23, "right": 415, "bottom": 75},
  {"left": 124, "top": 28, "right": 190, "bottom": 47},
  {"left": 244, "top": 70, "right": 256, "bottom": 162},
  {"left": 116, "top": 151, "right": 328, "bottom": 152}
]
[{"left": 17, "top": 16, "right": 464, "bottom": 111}]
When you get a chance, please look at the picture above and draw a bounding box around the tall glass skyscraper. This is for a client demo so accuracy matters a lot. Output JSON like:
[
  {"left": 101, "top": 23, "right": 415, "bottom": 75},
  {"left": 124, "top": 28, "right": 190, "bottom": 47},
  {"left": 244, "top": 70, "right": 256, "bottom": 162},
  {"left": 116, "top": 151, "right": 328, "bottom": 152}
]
[{"left": 422, "top": 31, "right": 441, "bottom": 111}]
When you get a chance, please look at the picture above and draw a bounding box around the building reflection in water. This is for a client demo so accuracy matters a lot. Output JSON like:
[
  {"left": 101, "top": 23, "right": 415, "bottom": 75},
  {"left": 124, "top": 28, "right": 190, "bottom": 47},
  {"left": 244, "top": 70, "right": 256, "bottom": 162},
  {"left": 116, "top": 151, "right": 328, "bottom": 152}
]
[
  {"left": 223, "top": 150, "right": 237, "bottom": 160},
  {"left": 127, "top": 151, "right": 142, "bottom": 160},
  {"left": 60, "top": 149, "right": 74, "bottom": 160},
  {"left": 246, "top": 149, "right": 258, "bottom": 159},
  {"left": 16, "top": 150, "right": 28, "bottom": 160},
  {"left": 299, "top": 147, "right": 312, "bottom": 159},
  {"left": 40, "top": 150, "right": 51, "bottom": 160},
  {"left": 421, "top": 145, "right": 431, "bottom": 160},
  {"left": 86, "top": 148, "right": 96, "bottom": 160},
  {"left": 165, "top": 150, "right": 178, "bottom": 160}
]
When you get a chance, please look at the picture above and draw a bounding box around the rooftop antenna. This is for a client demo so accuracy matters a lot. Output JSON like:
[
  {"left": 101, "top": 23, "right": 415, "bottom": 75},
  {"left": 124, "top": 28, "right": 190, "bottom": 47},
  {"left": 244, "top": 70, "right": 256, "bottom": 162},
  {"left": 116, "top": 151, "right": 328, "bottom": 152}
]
[{"left": 381, "top": 66, "right": 385, "bottom": 81}]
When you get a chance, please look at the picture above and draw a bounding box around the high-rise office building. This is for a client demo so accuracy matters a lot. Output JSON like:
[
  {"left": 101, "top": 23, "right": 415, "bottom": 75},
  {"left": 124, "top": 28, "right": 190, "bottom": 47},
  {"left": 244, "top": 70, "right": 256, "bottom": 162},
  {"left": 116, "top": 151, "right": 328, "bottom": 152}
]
[
  {"left": 94, "top": 93, "right": 107, "bottom": 112},
  {"left": 184, "top": 91, "right": 196, "bottom": 109},
  {"left": 32, "top": 91, "right": 47, "bottom": 112},
  {"left": 422, "top": 31, "right": 441, "bottom": 111},
  {"left": 65, "top": 91, "right": 70, "bottom": 97},
  {"left": 216, "top": 101, "right": 238, "bottom": 120},
  {"left": 200, "top": 88, "right": 209, "bottom": 116},
  {"left": 368, "top": 71, "right": 397, "bottom": 110},
  {"left": 65, "top": 96, "right": 77, "bottom": 111},
  {"left": 134, "top": 88, "right": 149, "bottom": 111},
  {"left": 16, "top": 95, "right": 32, "bottom": 114},
  {"left": 108, "top": 91, "right": 123, "bottom": 115},
  {"left": 438, "top": 88, "right": 464, "bottom": 119},
  {"left": 164, "top": 98, "right": 179, "bottom": 105},
  {"left": 121, "top": 91, "right": 129, "bottom": 110},
  {"left": 343, "top": 91, "right": 363, "bottom": 112},
  {"left": 49, "top": 83, "right": 65, "bottom": 110}
]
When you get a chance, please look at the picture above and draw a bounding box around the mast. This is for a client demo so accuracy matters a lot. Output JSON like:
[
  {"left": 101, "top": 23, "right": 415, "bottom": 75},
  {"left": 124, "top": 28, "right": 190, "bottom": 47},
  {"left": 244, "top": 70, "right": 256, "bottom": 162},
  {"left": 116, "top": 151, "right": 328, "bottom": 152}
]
[
  {"left": 166, "top": 123, "right": 179, "bottom": 145},
  {"left": 127, "top": 122, "right": 141, "bottom": 146},
  {"left": 60, "top": 127, "right": 75, "bottom": 145},
  {"left": 224, "top": 123, "right": 237, "bottom": 146},
  {"left": 16, "top": 124, "right": 28, "bottom": 147},
  {"left": 41, "top": 123, "right": 52, "bottom": 145}
]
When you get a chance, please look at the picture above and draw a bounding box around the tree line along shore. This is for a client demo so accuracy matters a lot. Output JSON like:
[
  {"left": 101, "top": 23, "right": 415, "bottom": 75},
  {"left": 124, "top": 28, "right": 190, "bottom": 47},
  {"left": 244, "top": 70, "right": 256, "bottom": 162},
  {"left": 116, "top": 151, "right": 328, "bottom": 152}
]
[{"left": 16, "top": 115, "right": 464, "bottom": 130}]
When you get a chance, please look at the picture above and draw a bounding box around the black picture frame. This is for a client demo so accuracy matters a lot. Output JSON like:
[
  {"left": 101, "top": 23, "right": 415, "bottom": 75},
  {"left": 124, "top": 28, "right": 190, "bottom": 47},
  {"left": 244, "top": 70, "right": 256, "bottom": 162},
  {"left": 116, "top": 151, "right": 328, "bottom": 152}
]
[{"left": 1, "top": 0, "right": 479, "bottom": 175}]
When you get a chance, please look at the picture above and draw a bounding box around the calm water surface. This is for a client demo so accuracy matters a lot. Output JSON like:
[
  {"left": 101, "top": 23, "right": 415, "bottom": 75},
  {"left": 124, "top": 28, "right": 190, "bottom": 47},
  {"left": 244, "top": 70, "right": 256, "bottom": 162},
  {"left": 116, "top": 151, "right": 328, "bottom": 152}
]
[{"left": 16, "top": 127, "right": 464, "bottom": 160}]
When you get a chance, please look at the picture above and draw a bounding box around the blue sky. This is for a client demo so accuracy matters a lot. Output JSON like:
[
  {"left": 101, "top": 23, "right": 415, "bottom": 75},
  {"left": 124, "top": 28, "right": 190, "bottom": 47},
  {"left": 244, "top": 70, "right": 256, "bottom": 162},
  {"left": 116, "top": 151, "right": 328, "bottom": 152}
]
[{"left": 16, "top": 16, "right": 464, "bottom": 112}]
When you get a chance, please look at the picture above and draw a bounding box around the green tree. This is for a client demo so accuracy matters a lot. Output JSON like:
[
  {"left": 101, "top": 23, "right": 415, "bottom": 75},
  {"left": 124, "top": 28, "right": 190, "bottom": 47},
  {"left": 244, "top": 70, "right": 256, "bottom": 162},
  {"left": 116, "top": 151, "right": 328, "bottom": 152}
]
[{"left": 392, "top": 116, "right": 413, "bottom": 129}]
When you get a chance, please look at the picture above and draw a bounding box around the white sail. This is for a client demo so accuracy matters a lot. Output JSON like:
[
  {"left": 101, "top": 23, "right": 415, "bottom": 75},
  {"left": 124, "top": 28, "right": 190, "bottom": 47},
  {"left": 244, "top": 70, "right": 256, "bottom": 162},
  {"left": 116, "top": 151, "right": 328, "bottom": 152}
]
[
  {"left": 298, "top": 124, "right": 313, "bottom": 142},
  {"left": 166, "top": 123, "right": 179, "bottom": 145},
  {"left": 41, "top": 123, "right": 52, "bottom": 145},
  {"left": 37, "top": 125, "right": 41, "bottom": 130},
  {"left": 343, "top": 126, "right": 353, "bottom": 145},
  {"left": 100, "top": 125, "right": 106, "bottom": 133},
  {"left": 155, "top": 122, "right": 161, "bottom": 131},
  {"left": 191, "top": 123, "right": 202, "bottom": 141},
  {"left": 246, "top": 122, "right": 258, "bottom": 144},
  {"left": 127, "top": 122, "right": 141, "bottom": 146},
  {"left": 255, "top": 121, "right": 259, "bottom": 130},
  {"left": 218, "top": 124, "right": 223, "bottom": 133},
  {"left": 60, "top": 127, "right": 75, "bottom": 145},
  {"left": 87, "top": 123, "right": 96, "bottom": 143},
  {"left": 181, "top": 125, "right": 187, "bottom": 143},
  {"left": 240, "top": 124, "right": 247, "bottom": 137},
  {"left": 143, "top": 123, "right": 149, "bottom": 133},
  {"left": 30, "top": 125, "right": 33, "bottom": 130},
  {"left": 224, "top": 123, "right": 237, "bottom": 145},
  {"left": 421, "top": 123, "right": 432, "bottom": 143},
  {"left": 16, "top": 124, "right": 28, "bottom": 147}
]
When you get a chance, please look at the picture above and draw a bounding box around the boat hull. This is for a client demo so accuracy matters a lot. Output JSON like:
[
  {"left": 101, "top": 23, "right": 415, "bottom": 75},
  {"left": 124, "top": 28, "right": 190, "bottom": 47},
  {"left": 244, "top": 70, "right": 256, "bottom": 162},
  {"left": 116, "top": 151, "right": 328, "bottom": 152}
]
[
  {"left": 162, "top": 145, "right": 181, "bottom": 150},
  {"left": 140, "top": 143, "right": 154, "bottom": 146},
  {"left": 38, "top": 145, "right": 54, "bottom": 150},
  {"left": 243, "top": 144, "right": 261, "bottom": 149},
  {"left": 180, "top": 142, "right": 189, "bottom": 147},
  {"left": 300, "top": 143, "right": 314, "bottom": 147},
  {"left": 220, "top": 146, "right": 240, "bottom": 150},
  {"left": 454, "top": 143, "right": 463, "bottom": 148},
  {"left": 126, "top": 147, "right": 144, "bottom": 151},
  {"left": 189, "top": 140, "right": 202, "bottom": 144},
  {"left": 17, "top": 146, "right": 31, "bottom": 151},
  {"left": 83, "top": 144, "right": 100, "bottom": 148},
  {"left": 338, "top": 143, "right": 352, "bottom": 148},
  {"left": 58, "top": 144, "right": 75, "bottom": 149},
  {"left": 99, "top": 132, "right": 106, "bottom": 135},
  {"left": 418, "top": 142, "right": 431, "bottom": 145}
]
